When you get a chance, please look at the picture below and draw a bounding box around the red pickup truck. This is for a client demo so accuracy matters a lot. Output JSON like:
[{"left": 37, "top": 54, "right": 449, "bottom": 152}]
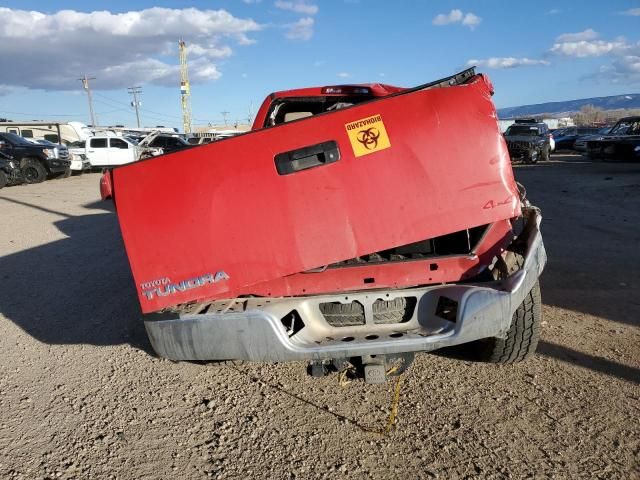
[{"left": 104, "top": 68, "right": 546, "bottom": 383}]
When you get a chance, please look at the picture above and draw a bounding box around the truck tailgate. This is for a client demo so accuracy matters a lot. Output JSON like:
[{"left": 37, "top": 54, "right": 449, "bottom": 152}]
[{"left": 113, "top": 74, "right": 519, "bottom": 313}]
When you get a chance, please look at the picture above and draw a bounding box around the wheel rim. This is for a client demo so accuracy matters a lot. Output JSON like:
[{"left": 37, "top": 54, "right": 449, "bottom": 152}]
[{"left": 23, "top": 166, "right": 39, "bottom": 181}]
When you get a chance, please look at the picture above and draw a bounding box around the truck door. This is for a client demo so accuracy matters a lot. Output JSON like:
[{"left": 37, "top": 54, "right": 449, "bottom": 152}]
[
  {"left": 87, "top": 138, "right": 109, "bottom": 166},
  {"left": 108, "top": 138, "right": 134, "bottom": 165}
]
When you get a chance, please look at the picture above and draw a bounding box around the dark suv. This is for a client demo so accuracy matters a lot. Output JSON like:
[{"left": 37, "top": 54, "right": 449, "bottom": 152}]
[
  {"left": 504, "top": 119, "right": 552, "bottom": 164},
  {"left": 0, "top": 132, "right": 70, "bottom": 183},
  {"left": 145, "top": 135, "right": 190, "bottom": 154}
]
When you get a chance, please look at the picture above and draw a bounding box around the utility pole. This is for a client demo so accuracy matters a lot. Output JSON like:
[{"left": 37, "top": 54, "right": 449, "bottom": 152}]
[
  {"left": 127, "top": 86, "right": 143, "bottom": 128},
  {"left": 78, "top": 75, "right": 96, "bottom": 126},
  {"left": 178, "top": 39, "right": 192, "bottom": 134},
  {"left": 221, "top": 111, "right": 229, "bottom": 126},
  {"left": 247, "top": 102, "right": 254, "bottom": 125}
]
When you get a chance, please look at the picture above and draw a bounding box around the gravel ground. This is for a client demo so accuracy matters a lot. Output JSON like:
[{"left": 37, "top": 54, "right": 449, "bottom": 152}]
[{"left": 0, "top": 156, "right": 638, "bottom": 479}]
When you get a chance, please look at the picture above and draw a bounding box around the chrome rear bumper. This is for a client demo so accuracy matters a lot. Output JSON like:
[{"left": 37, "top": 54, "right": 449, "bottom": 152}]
[{"left": 144, "top": 210, "right": 545, "bottom": 362}]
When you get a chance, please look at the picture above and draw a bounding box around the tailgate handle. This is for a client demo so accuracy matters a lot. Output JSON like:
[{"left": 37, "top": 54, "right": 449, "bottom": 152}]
[{"left": 275, "top": 140, "right": 340, "bottom": 175}]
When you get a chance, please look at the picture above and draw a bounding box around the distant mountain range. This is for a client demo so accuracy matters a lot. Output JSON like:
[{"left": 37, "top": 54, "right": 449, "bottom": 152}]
[{"left": 497, "top": 93, "right": 640, "bottom": 119}]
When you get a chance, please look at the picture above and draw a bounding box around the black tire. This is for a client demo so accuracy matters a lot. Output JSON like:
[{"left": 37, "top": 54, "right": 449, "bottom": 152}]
[
  {"left": 22, "top": 159, "right": 47, "bottom": 184},
  {"left": 479, "top": 282, "right": 542, "bottom": 363},
  {"left": 319, "top": 297, "right": 413, "bottom": 326},
  {"left": 0, "top": 170, "right": 7, "bottom": 189},
  {"left": 60, "top": 167, "right": 72, "bottom": 178},
  {"left": 541, "top": 145, "right": 550, "bottom": 162},
  {"left": 478, "top": 252, "right": 542, "bottom": 363}
]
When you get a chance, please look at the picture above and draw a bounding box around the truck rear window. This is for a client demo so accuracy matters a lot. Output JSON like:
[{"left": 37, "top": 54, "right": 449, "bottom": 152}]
[{"left": 266, "top": 96, "right": 373, "bottom": 127}]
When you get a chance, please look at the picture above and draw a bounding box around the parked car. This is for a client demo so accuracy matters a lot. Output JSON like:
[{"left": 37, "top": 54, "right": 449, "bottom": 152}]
[
  {"left": 31, "top": 139, "right": 84, "bottom": 177},
  {"left": 586, "top": 116, "right": 640, "bottom": 162},
  {"left": 0, "top": 132, "right": 70, "bottom": 183},
  {"left": 103, "top": 68, "right": 547, "bottom": 383},
  {"left": 504, "top": 120, "right": 552, "bottom": 163},
  {"left": 70, "top": 136, "right": 150, "bottom": 168},
  {"left": 0, "top": 150, "right": 22, "bottom": 189},
  {"left": 574, "top": 127, "right": 613, "bottom": 152},
  {"left": 142, "top": 134, "right": 190, "bottom": 154},
  {"left": 187, "top": 136, "right": 214, "bottom": 145},
  {"left": 35, "top": 139, "right": 90, "bottom": 174},
  {"left": 552, "top": 126, "right": 603, "bottom": 150}
]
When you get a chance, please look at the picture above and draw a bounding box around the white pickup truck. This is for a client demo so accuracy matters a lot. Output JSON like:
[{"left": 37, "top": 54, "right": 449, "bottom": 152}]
[
  {"left": 69, "top": 136, "right": 141, "bottom": 168},
  {"left": 70, "top": 133, "right": 183, "bottom": 168}
]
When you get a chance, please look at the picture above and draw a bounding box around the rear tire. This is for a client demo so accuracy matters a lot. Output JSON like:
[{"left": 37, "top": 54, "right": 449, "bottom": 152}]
[
  {"left": 0, "top": 170, "right": 7, "bottom": 189},
  {"left": 477, "top": 251, "right": 542, "bottom": 363},
  {"left": 541, "top": 145, "right": 550, "bottom": 162},
  {"left": 479, "top": 282, "right": 542, "bottom": 363},
  {"left": 22, "top": 159, "right": 47, "bottom": 184}
]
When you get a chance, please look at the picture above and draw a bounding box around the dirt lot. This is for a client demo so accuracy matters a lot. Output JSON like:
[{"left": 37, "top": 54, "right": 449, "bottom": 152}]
[{"left": 0, "top": 156, "right": 638, "bottom": 479}]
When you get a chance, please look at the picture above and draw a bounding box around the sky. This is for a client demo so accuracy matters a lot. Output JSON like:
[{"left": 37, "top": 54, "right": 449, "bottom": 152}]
[{"left": 0, "top": 1, "right": 639, "bottom": 129}]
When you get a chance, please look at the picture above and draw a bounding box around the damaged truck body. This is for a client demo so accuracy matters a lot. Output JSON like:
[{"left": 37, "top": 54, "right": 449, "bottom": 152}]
[{"left": 108, "top": 68, "right": 546, "bottom": 383}]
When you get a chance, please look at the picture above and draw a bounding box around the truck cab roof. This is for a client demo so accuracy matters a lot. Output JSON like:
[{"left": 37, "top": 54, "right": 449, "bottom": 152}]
[{"left": 253, "top": 84, "right": 406, "bottom": 129}]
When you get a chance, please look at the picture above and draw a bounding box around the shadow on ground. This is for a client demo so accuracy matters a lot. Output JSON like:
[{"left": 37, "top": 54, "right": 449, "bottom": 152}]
[
  {"left": 514, "top": 156, "right": 640, "bottom": 328},
  {"left": 0, "top": 196, "right": 152, "bottom": 354},
  {"left": 436, "top": 339, "right": 639, "bottom": 385}
]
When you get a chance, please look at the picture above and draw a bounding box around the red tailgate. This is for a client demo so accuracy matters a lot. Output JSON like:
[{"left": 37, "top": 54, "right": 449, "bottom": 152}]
[{"left": 114, "top": 73, "right": 520, "bottom": 313}]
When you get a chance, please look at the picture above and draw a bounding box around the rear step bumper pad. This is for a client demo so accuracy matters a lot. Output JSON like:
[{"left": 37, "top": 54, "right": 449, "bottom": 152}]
[{"left": 144, "top": 210, "right": 545, "bottom": 362}]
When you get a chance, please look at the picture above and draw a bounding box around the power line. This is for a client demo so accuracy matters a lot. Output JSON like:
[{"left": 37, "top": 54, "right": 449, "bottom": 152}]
[
  {"left": 0, "top": 109, "right": 83, "bottom": 118},
  {"left": 92, "top": 99, "right": 131, "bottom": 114},
  {"left": 91, "top": 91, "right": 229, "bottom": 124}
]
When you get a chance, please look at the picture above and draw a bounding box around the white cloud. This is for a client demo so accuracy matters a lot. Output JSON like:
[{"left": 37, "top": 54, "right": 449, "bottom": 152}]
[
  {"left": 621, "top": 8, "right": 640, "bottom": 16},
  {"left": 275, "top": 1, "right": 319, "bottom": 15},
  {"left": 466, "top": 57, "right": 550, "bottom": 69},
  {"left": 556, "top": 29, "right": 599, "bottom": 43},
  {"left": 433, "top": 9, "right": 481, "bottom": 29},
  {"left": 546, "top": 9, "right": 561, "bottom": 15},
  {"left": 337, "top": 72, "right": 351, "bottom": 78},
  {"left": 285, "top": 17, "right": 314, "bottom": 40},
  {"left": 592, "top": 53, "right": 640, "bottom": 85},
  {"left": 462, "top": 13, "right": 481, "bottom": 28},
  {"left": 433, "top": 9, "right": 463, "bottom": 25},
  {"left": 0, "top": 7, "right": 261, "bottom": 91},
  {"left": 0, "top": 85, "right": 17, "bottom": 96},
  {"left": 550, "top": 30, "right": 628, "bottom": 57},
  {"left": 548, "top": 29, "right": 640, "bottom": 84}
]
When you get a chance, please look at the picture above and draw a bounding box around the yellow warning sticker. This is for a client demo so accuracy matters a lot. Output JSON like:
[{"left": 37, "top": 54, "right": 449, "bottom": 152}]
[{"left": 345, "top": 114, "right": 391, "bottom": 157}]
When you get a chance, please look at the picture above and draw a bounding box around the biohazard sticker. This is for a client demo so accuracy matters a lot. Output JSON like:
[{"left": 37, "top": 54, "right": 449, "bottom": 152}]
[{"left": 345, "top": 114, "right": 391, "bottom": 157}]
